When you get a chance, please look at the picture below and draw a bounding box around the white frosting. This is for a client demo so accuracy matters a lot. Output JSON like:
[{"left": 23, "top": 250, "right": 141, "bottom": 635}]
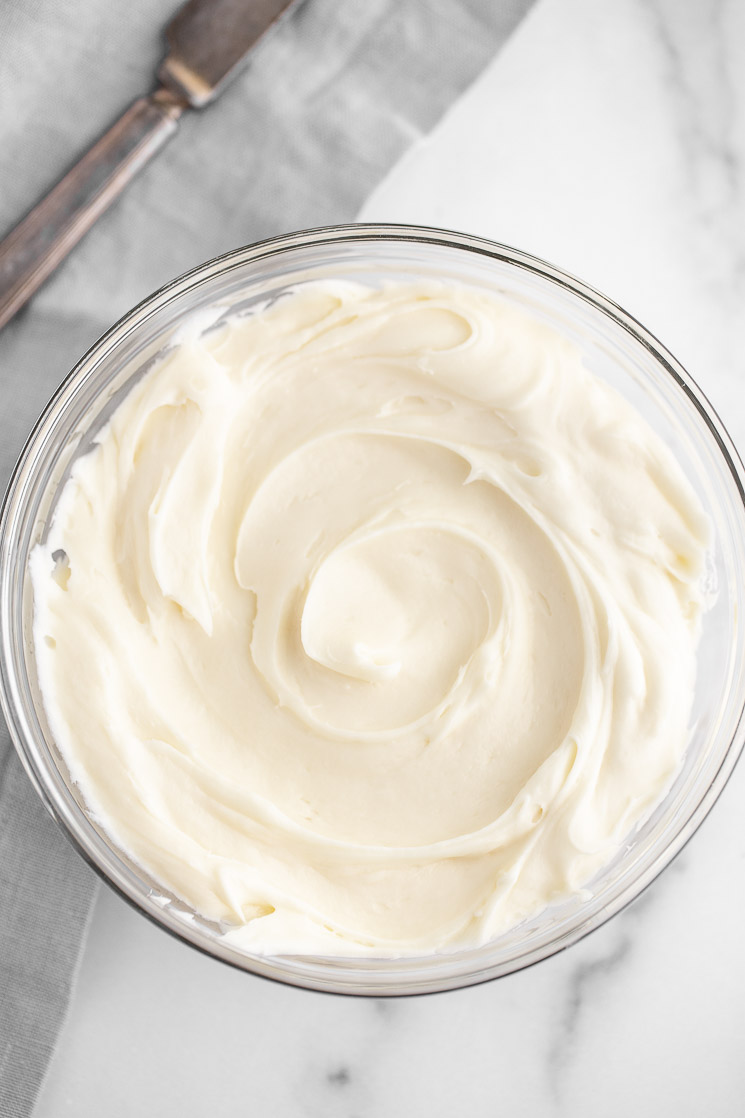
[{"left": 32, "top": 281, "right": 710, "bottom": 956}]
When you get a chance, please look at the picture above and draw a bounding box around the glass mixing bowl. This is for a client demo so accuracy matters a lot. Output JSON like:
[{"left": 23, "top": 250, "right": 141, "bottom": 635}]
[{"left": 2, "top": 225, "right": 745, "bottom": 995}]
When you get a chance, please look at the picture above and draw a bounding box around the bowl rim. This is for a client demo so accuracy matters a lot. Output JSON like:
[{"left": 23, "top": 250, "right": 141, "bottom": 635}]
[{"left": 2, "top": 221, "right": 745, "bottom": 996}]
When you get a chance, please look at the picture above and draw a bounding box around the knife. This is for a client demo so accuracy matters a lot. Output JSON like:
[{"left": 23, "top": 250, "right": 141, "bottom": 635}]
[{"left": 0, "top": 0, "right": 302, "bottom": 331}]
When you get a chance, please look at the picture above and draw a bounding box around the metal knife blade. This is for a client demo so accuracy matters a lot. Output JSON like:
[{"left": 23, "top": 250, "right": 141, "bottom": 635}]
[
  {"left": 0, "top": 0, "right": 305, "bottom": 329},
  {"left": 160, "top": 0, "right": 303, "bottom": 108}
]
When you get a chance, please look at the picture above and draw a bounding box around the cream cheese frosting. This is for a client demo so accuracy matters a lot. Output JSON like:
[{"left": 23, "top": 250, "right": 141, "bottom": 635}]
[{"left": 32, "top": 280, "right": 710, "bottom": 956}]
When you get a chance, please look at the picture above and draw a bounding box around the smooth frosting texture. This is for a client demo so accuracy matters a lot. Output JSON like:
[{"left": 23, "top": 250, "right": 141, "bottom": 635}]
[{"left": 32, "top": 281, "right": 710, "bottom": 955}]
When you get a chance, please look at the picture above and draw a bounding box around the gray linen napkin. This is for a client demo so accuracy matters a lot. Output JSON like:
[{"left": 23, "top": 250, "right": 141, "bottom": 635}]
[{"left": 0, "top": 0, "right": 534, "bottom": 1112}]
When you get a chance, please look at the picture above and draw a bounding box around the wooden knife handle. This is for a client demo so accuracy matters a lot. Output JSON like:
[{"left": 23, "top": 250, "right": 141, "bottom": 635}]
[{"left": 0, "top": 89, "right": 186, "bottom": 331}]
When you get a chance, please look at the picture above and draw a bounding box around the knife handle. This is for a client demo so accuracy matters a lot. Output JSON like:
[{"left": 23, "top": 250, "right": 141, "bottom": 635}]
[{"left": 0, "top": 89, "right": 186, "bottom": 331}]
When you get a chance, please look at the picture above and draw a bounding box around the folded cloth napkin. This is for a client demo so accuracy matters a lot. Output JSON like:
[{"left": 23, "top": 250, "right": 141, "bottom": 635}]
[{"left": 0, "top": 0, "right": 534, "bottom": 1112}]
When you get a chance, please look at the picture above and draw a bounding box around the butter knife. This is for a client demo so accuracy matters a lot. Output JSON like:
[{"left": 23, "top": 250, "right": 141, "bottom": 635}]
[{"left": 0, "top": 0, "right": 302, "bottom": 331}]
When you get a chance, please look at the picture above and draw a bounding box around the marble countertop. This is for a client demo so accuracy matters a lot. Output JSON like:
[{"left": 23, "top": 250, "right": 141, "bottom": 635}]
[{"left": 33, "top": 0, "right": 745, "bottom": 1114}]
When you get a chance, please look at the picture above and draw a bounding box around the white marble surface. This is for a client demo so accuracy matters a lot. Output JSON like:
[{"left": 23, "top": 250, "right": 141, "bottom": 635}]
[{"left": 34, "top": 0, "right": 745, "bottom": 1114}]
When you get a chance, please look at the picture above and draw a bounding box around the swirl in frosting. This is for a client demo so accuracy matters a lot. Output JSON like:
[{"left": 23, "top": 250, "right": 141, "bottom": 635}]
[{"left": 32, "top": 280, "right": 710, "bottom": 955}]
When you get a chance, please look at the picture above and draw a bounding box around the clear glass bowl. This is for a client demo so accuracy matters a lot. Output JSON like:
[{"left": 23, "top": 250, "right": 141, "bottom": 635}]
[{"left": 2, "top": 224, "right": 745, "bottom": 996}]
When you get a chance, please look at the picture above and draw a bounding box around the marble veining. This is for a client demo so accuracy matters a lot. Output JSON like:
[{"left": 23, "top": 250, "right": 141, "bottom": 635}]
[
  {"left": 646, "top": 0, "right": 741, "bottom": 205},
  {"left": 548, "top": 932, "right": 633, "bottom": 1101},
  {"left": 644, "top": 0, "right": 745, "bottom": 331},
  {"left": 326, "top": 1065, "right": 352, "bottom": 1087}
]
